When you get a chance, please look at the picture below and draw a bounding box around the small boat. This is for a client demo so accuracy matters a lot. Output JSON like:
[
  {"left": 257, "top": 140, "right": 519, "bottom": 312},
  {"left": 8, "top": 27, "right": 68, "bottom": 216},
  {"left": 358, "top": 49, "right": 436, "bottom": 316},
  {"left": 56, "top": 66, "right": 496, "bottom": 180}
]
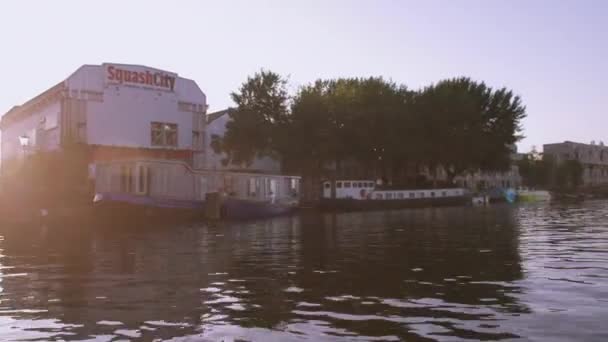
[
  {"left": 516, "top": 188, "right": 552, "bottom": 202},
  {"left": 471, "top": 195, "right": 489, "bottom": 206}
]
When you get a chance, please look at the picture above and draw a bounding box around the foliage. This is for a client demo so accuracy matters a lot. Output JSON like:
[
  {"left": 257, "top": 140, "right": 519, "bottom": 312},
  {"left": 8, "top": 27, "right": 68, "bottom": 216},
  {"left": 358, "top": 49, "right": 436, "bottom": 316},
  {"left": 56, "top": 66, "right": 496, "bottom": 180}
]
[
  {"left": 518, "top": 153, "right": 554, "bottom": 188},
  {"left": 415, "top": 78, "right": 526, "bottom": 182},
  {"left": 555, "top": 159, "right": 583, "bottom": 189},
  {"left": 213, "top": 70, "right": 290, "bottom": 167},
  {"left": 518, "top": 151, "right": 583, "bottom": 190},
  {"left": 214, "top": 70, "right": 527, "bottom": 186}
]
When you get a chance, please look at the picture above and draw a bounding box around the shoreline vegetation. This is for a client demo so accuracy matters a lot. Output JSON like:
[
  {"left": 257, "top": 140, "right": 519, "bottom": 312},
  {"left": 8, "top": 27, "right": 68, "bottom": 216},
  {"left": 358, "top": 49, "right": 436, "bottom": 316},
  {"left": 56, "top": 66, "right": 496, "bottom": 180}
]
[{"left": 213, "top": 70, "right": 527, "bottom": 202}]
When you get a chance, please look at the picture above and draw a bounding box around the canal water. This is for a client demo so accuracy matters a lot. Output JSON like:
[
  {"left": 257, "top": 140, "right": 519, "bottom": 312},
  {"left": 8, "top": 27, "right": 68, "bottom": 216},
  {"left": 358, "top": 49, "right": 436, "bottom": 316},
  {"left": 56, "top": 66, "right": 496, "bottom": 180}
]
[{"left": 0, "top": 202, "right": 607, "bottom": 341}]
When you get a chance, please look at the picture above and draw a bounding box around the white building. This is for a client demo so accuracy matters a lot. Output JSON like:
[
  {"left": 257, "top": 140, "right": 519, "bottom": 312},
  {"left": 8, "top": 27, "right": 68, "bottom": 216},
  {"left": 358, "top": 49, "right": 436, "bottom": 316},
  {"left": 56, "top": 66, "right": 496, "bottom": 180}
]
[
  {"left": 1, "top": 63, "right": 207, "bottom": 171},
  {"left": 544, "top": 140, "right": 608, "bottom": 186},
  {"left": 1, "top": 63, "right": 300, "bottom": 207},
  {"left": 205, "top": 109, "right": 281, "bottom": 174}
]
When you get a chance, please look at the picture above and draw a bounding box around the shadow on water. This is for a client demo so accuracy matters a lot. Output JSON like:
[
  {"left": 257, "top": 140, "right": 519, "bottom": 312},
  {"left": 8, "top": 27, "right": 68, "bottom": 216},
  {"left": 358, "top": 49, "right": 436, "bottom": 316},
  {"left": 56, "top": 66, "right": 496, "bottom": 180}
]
[{"left": 2, "top": 203, "right": 599, "bottom": 341}]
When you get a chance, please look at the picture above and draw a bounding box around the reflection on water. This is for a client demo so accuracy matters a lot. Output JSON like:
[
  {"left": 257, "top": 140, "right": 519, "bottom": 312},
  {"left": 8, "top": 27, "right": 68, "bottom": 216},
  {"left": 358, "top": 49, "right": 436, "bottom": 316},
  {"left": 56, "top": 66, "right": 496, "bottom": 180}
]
[{"left": 0, "top": 202, "right": 607, "bottom": 341}]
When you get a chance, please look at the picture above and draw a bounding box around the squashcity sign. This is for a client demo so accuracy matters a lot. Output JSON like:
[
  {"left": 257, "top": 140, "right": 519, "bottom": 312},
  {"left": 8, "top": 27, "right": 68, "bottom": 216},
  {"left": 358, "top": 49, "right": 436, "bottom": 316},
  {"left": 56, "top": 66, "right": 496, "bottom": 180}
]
[{"left": 105, "top": 64, "right": 176, "bottom": 91}]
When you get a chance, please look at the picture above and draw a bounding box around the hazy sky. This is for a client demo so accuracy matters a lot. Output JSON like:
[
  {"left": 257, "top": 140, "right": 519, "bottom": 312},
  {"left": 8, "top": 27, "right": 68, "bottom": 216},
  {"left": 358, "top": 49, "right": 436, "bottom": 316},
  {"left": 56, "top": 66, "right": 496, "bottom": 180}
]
[{"left": 1, "top": 0, "right": 606, "bottom": 152}]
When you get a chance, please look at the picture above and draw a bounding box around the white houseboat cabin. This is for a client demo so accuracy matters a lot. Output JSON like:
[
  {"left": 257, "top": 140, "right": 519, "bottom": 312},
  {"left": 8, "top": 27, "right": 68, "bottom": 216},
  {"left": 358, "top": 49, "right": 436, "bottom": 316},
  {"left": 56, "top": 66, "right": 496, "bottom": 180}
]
[{"left": 322, "top": 180, "right": 466, "bottom": 201}]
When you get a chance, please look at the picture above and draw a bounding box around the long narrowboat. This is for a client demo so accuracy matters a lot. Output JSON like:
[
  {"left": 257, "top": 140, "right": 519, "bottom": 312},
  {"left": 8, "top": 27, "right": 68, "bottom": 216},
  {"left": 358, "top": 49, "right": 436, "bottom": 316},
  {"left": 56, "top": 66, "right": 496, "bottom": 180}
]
[{"left": 320, "top": 180, "right": 470, "bottom": 211}]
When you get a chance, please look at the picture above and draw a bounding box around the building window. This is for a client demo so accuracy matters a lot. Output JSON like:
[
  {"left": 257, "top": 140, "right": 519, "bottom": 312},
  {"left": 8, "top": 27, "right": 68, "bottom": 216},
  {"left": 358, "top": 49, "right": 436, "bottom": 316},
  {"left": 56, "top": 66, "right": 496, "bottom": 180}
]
[{"left": 151, "top": 122, "right": 178, "bottom": 147}]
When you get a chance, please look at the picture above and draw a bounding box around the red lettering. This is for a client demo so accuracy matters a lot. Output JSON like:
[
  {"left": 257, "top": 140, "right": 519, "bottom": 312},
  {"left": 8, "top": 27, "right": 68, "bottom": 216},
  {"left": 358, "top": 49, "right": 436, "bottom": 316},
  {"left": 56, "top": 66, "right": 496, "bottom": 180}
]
[
  {"left": 107, "top": 66, "right": 174, "bottom": 90},
  {"left": 146, "top": 71, "right": 153, "bottom": 85},
  {"left": 107, "top": 66, "right": 115, "bottom": 80},
  {"left": 168, "top": 77, "right": 175, "bottom": 90},
  {"left": 115, "top": 69, "right": 123, "bottom": 83}
]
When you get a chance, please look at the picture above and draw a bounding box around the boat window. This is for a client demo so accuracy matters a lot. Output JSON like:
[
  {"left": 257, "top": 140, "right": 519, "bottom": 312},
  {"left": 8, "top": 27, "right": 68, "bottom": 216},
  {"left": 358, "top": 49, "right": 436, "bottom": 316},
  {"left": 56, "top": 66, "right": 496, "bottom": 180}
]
[
  {"left": 431, "top": 192, "right": 435, "bottom": 197},
  {"left": 442, "top": 191, "right": 447, "bottom": 197},
  {"left": 121, "top": 165, "right": 133, "bottom": 193},
  {"left": 398, "top": 193, "right": 404, "bottom": 199},
  {"left": 375, "top": 193, "right": 383, "bottom": 199},
  {"left": 137, "top": 164, "right": 147, "bottom": 195},
  {"left": 337, "top": 182, "right": 342, "bottom": 188},
  {"left": 418, "top": 192, "right": 424, "bottom": 198},
  {"left": 344, "top": 182, "right": 351, "bottom": 188},
  {"left": 387, "top": 193, "right": 393, "bottom": 199},
  {"left": 324, "top": 182, "right": 330, "bottom": 189},
  {"left": 368, "top": 182, "right": 373, "bottom": 187},
  {"left": 409, "top": 192, "right": 415, "bottom": 198}
]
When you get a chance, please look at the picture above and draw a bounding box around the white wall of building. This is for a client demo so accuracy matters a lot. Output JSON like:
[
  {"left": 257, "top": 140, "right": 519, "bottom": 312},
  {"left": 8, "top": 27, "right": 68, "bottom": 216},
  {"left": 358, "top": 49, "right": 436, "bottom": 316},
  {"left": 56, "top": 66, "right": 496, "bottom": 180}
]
[
  {"left": 86, "top": 86, "right": 193, "bottom": 149},
  {"left": 1, "top": 62, "right": 208, "bottom": 176},
  {"left": 1, "top": 100, "right": 61, "bottom": 162},
  {"left": 64, "top": 63, "right": 206, "bottom": 150}
]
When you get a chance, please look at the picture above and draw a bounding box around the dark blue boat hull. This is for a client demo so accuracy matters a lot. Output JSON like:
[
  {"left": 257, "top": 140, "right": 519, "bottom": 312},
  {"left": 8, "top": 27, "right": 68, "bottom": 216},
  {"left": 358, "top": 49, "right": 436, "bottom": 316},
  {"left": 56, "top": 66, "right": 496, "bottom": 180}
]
[
  {"left": 221, "top": 198, "right": 296, "bottom": 220},
  {"left": 92, "top": 193, "right": 205, "bottom": 223}
]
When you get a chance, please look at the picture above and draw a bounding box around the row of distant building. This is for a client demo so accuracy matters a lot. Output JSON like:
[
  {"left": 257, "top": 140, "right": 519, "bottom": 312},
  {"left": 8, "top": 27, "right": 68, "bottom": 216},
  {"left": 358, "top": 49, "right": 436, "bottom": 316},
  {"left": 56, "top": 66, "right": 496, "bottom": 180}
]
[{"left": 0, "top": 63, "right": 605, "bottom": 193}]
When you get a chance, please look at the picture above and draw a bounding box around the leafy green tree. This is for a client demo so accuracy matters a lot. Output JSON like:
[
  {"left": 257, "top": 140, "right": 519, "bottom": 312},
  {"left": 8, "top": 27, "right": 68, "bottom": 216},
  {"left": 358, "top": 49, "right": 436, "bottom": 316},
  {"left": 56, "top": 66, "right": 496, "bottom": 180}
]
[
  {"left": 213, "top": 69, "right": 290, "bottom": 167},
  {"left": 415, "top": 77, "right": 526, "bottom": 184},
  {"left": 217, "top": 71, "right": 527, "bottom": 196},
  {"left": 557, "top": 160, "right": 583, "bottom": 189}
]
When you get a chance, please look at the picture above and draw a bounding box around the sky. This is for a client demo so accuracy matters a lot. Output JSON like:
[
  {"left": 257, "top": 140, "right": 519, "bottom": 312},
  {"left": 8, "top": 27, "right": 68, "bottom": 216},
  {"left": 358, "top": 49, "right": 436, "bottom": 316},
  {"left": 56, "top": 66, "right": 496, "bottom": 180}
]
[{"left": 1, "top": 0, "right": 606, "bottom": 153}]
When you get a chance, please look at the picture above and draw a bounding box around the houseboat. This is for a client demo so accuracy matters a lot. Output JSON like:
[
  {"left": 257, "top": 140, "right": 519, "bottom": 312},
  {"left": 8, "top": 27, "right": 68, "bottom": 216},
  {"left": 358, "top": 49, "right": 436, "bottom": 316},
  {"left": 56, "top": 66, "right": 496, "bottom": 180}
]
[
  {"left": 320, "top": 180, "right": 470, "bottom": 211},
  {"left": 93, "top": 159, "right": 300, "bottom": 220}
]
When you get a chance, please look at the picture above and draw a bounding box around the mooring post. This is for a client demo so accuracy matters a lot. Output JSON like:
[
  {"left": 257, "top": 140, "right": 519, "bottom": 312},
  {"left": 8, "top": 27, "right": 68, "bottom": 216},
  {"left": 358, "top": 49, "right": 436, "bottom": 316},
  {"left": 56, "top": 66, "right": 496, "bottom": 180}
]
[{"left": 205, "top": 192, "right": 222, "bottom": 220}]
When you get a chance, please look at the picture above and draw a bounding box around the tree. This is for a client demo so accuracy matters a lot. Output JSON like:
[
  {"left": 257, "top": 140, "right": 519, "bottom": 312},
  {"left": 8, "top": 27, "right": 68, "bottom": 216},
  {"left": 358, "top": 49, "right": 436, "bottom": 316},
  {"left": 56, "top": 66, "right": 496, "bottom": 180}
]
[
  {"left": 556, "top": 160, "right": 583, "bottom": 189},
  {"left": 213, "top": 69, "right": 290, "bottom": 167},
  {"left": 415, "top": 77, "right": 526, "bottom": 184},
  {"left": 218, "top": 71, "right": 527, "bottom": 195}
]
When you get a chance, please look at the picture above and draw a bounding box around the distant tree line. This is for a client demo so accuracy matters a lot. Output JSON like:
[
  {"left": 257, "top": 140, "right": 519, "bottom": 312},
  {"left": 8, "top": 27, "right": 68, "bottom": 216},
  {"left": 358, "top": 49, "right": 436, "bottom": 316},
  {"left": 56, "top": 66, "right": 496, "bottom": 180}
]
[
  {"left": 517, "top": 148, "right": 583, "bottom": 190},
  {"left": 213, "top": 70, "right": 527, "bottom": 187}
]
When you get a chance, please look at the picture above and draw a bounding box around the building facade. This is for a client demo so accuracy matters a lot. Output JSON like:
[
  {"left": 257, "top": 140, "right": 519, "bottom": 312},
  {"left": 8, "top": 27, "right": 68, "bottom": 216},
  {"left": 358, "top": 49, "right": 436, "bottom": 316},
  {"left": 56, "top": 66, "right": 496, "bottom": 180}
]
[
  {"left": 453, "top": 165, "right": 521, "bottom": 191},
  {"left": 1, "top": 63, "right": 208, "bottom": 175},
  {"left": 543, "top": 141, "right": 608, "bottom": 186}
]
